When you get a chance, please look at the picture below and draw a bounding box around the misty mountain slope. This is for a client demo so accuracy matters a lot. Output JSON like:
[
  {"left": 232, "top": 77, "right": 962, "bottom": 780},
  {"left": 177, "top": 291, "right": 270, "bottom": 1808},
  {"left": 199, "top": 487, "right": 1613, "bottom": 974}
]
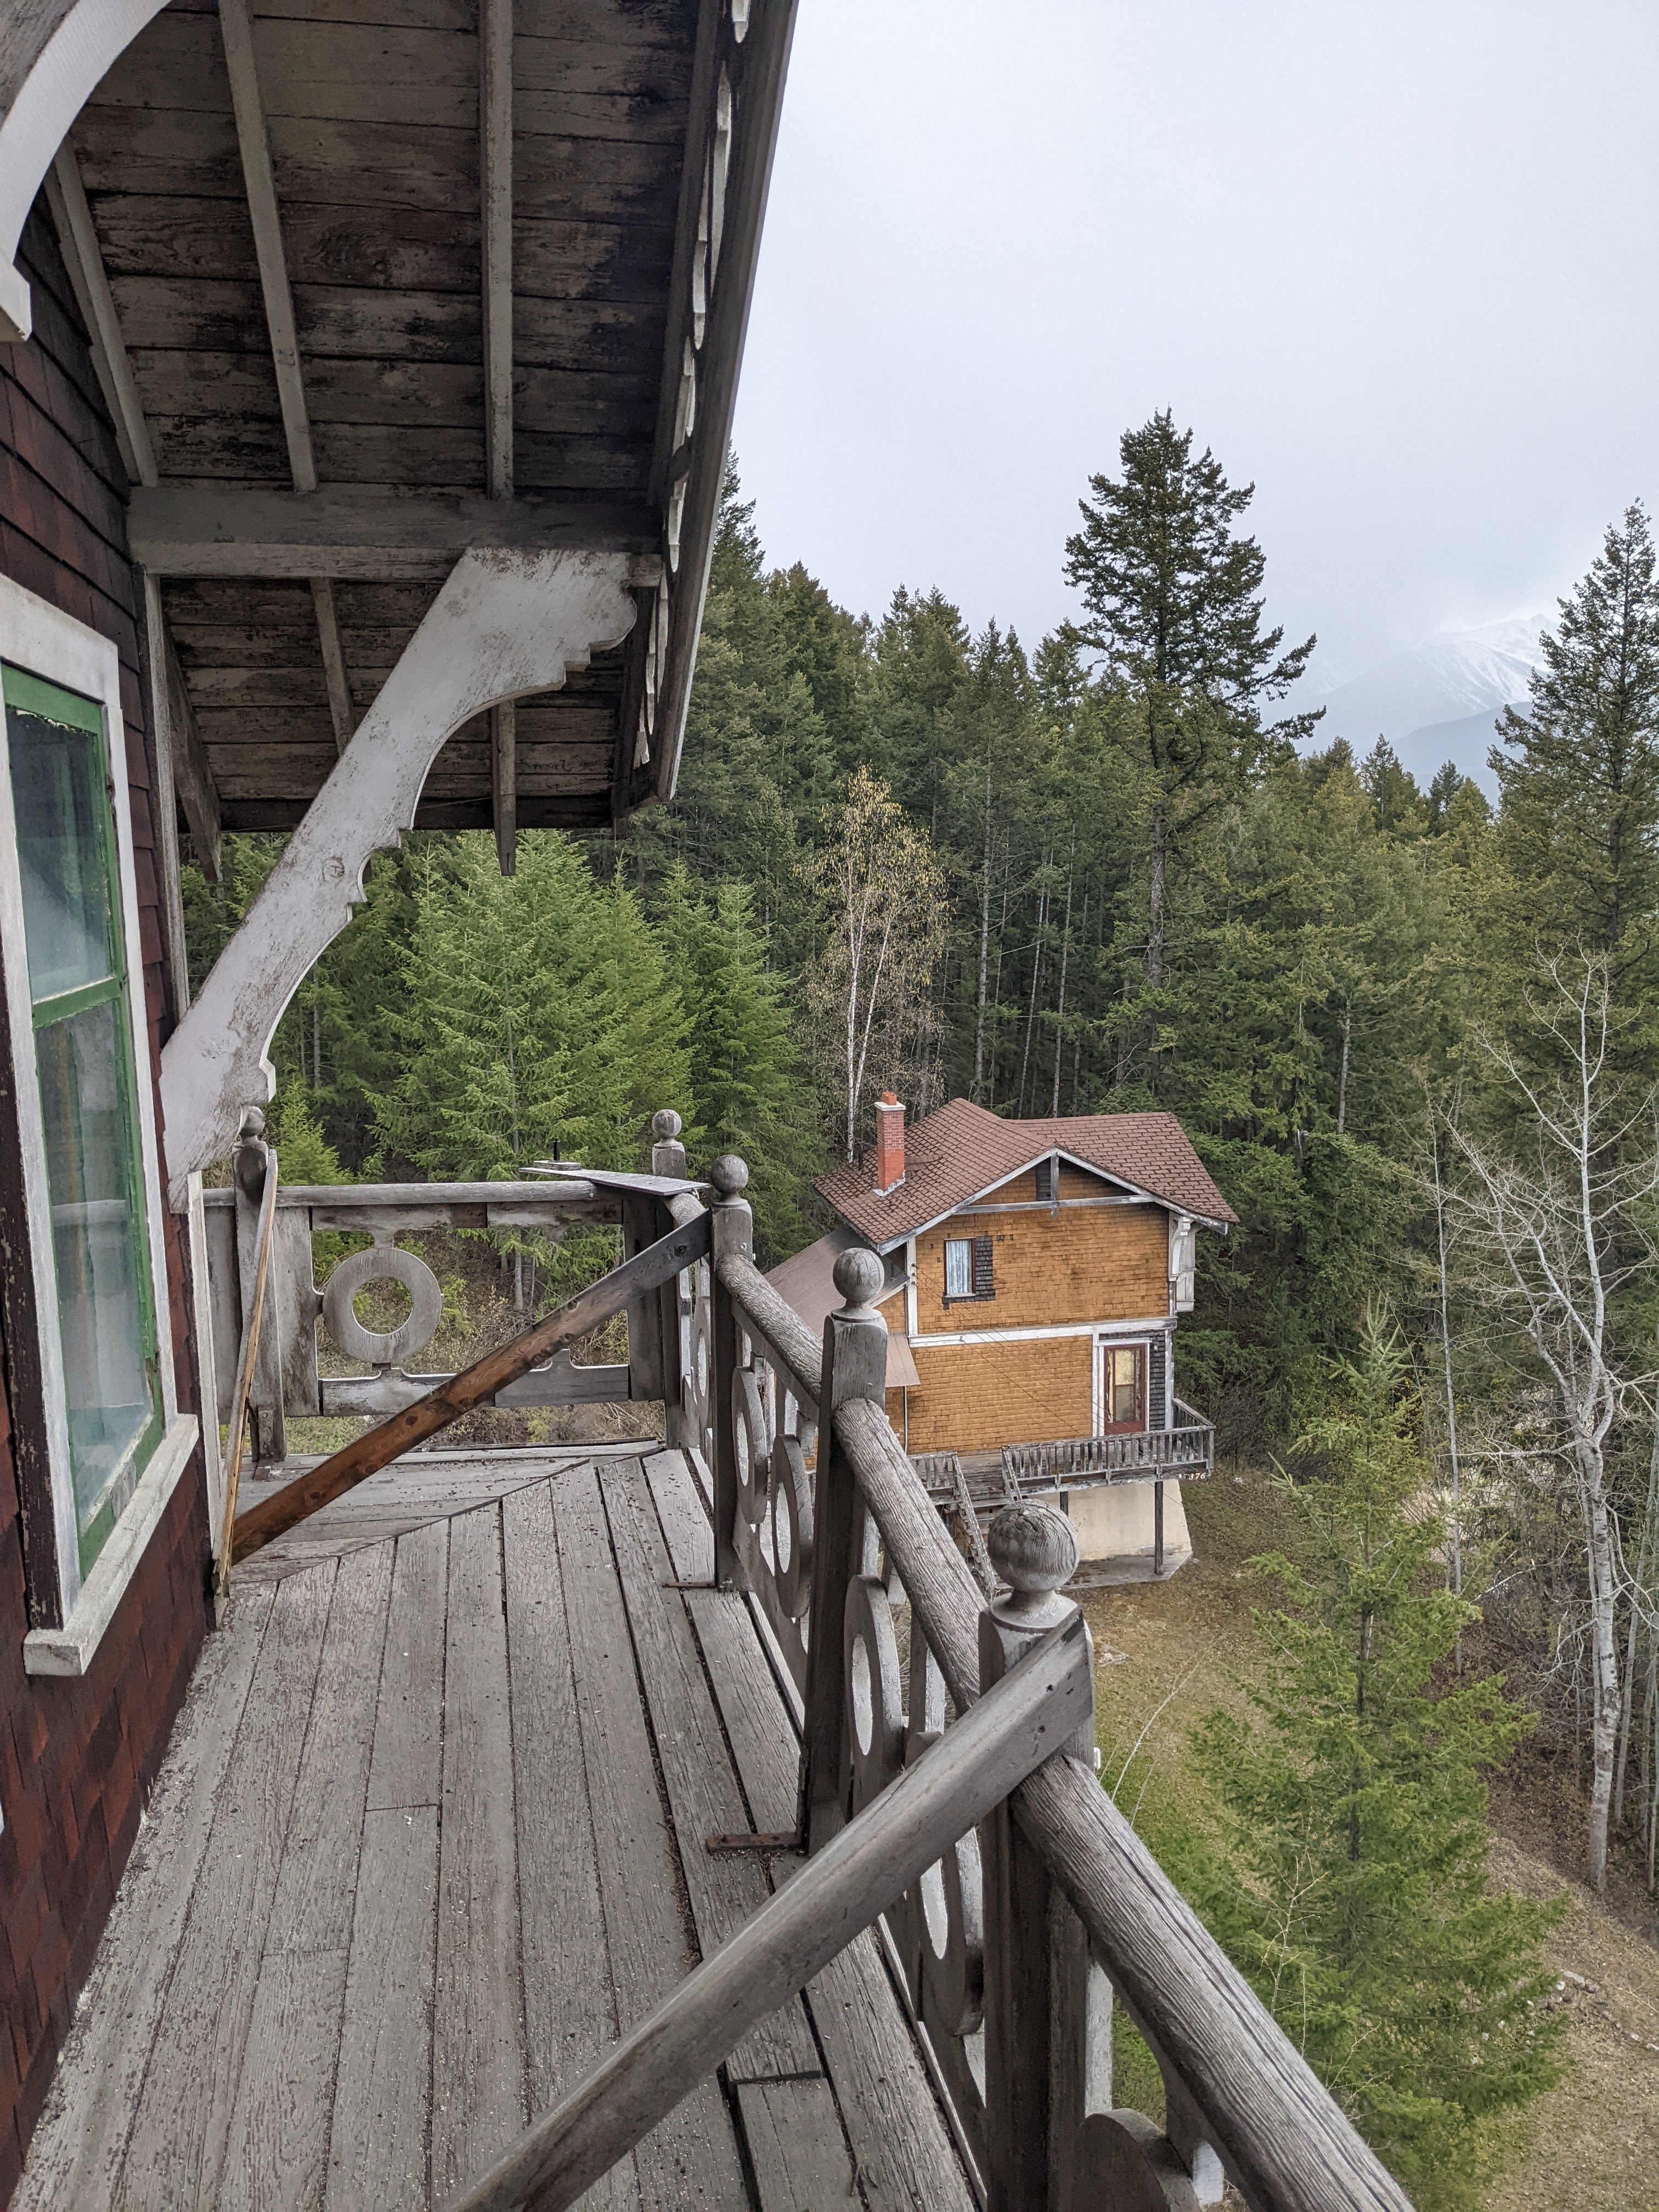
[{"left": 1301, "top": 614, "right": 1544, "bottom": 786}]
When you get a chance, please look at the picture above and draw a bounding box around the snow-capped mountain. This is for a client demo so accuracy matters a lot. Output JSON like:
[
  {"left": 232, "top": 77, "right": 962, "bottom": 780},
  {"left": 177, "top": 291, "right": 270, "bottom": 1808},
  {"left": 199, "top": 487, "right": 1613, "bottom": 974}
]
[{"left": 1305, "top": 614, "right": 1547, "bottom": 785}]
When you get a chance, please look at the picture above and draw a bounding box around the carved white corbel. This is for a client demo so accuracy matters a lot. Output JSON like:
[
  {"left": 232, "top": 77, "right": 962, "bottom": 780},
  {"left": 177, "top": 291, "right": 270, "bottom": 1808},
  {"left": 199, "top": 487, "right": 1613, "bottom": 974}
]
[
  {"left": 0, "top": 0, "right": 176, "bottom": 342},
  {"left": 158, "top": 547, "right": 639, "bottom": 1183}
]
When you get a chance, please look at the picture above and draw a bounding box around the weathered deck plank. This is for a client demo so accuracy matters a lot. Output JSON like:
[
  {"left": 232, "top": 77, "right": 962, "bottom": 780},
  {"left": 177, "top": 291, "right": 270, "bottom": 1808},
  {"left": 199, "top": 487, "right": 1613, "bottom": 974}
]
[
  {"left": 365, "top": 1517, "right": 449, "bottom": 1812},
  {"left": 735, "top": 2078, "right": 859, "bottom": 2210},
  {"left": 557, "top": 1463, "right": 751, "bottom": 2208},
  {"left": 325, "top": 1805, "right": 439, "bottom": 2212},
  {"left": 644, "top": 1444, "right": 714, "bottom": 1583},
  {"left": 266, "top": 1540, "right": 394, "bottom": 1954},
  {"left": 675, "top": 1511, "right": 979, "bottom": 2212},
  {"left": 114, "top": 1568, "right": 337, "bottom": 2212},
  {"left": 432, "top": 1504, "right": 527, "bottom": 2197},
  {"left": 11, "top": 1583, "right": 278, "bottom": 2211},
  {"left": 501, "top": 1476, "right": 639, "bottom": 2211},
  {"left": 216, "top": 1946, "right": 349, "bottom": 2212},
  {"left": 601, "top": 1457, "right": 820, "bottom": 2085}
]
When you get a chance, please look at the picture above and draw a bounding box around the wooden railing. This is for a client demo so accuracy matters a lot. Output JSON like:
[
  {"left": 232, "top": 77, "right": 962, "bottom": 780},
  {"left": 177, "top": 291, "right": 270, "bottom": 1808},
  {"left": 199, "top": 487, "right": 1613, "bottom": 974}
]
[
  {"left": 1003, "top": 1414, "right": 1216, "bottom": 1488},
  {"left": 200, "top": 1107, "right": 703, "bottom": 1463},
  {"left": 581, "top": 1148, "right": 1410, "bottom": 2212}
]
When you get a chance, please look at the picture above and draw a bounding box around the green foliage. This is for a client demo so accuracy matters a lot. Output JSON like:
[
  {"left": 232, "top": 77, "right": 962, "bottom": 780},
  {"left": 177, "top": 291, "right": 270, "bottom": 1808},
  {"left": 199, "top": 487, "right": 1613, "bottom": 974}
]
[
  {"left": 373, "top": 833, "right": 690, "bottom": 1180},
  {"left": 1169, "top": 1316, "right": 1565, "bottom": 2208}
]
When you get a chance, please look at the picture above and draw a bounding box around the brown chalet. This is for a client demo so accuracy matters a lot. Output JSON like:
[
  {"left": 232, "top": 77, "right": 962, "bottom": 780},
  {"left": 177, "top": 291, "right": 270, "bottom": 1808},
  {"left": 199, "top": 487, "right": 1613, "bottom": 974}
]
[{"left": 775, "top": 1094, "right": 1237, "bottom": 1575}]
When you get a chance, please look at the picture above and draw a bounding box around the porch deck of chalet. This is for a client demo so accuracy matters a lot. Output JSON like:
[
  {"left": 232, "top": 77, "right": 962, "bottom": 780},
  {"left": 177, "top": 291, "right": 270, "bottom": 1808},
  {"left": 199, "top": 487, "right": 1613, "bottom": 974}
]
[{"left": 15, "top": 1448, "right": 978, "bottom": 2212}]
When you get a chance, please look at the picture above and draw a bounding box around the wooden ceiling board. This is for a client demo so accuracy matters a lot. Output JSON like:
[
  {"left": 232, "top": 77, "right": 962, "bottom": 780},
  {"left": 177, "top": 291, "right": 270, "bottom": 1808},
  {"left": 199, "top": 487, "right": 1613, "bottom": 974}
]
[{"left": 36, "top": 0, "right": 783, "bottom": 828}]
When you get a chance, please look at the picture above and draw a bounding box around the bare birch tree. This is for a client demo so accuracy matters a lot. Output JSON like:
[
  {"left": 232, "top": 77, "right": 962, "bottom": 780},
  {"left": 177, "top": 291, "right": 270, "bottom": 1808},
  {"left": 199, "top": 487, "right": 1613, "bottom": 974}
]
[
  {"left": 1447, "top": 951, "right": 1659, "bottom": 1891},
  {"left": 806, "top": 766, "right": 945, "bottom": 1160}
]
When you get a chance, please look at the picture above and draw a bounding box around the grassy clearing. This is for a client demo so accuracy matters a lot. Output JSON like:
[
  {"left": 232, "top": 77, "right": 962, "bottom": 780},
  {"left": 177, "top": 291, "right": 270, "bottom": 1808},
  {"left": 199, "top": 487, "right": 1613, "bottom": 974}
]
[{"left": 1074, "top": 1466, "right": 1659, "bottom": 2208}]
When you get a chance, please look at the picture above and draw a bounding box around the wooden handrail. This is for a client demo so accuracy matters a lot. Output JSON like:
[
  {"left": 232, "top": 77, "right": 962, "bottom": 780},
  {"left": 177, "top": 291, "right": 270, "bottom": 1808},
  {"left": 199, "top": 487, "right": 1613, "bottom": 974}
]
[
  {"left": 215, "top": 1141, "right": 279, "bottom": 1593},
  {"left": 831, "top": 1395, "right": 1412, "bottom": 2212},
  {"left": 714, "top": 1249, "right": 822, "bottom": 1419},
  {"left": 441, "top": 1617, "right": 1095, "bottom": 2212}
]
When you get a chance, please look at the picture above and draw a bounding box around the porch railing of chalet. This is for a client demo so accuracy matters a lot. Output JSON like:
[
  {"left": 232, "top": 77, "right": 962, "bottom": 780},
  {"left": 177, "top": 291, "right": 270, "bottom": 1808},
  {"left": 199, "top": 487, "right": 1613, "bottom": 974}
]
[
  {"left": 1003, "top": 1408, "right": 1217, "bottom": 1488},
  {"left": 210, "top": 1110, "right": 1410, "bottom": 2212}
]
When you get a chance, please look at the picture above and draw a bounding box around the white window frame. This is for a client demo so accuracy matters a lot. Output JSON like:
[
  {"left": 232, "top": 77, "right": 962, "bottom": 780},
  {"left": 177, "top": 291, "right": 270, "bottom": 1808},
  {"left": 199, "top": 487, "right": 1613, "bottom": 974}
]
[
  {"left": 1092, "top": 1332, "right": 1149, "bottom": 1433},
  {"left": 0, "top": 574, "right": 197, "bottom": 1676},
  {"left": 944, "top": 1237, "right": 973, "bottom": 1298}
]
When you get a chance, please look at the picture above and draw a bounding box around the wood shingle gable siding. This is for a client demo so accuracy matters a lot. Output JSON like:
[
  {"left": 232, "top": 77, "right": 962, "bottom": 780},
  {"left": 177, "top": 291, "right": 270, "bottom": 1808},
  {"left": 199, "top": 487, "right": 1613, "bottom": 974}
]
[
  {"left": 0, "top": 202, "right": 211, "bottom": 2202},
  {"left": 912, "top": 1198, "right": 1171, "bottom": 1333}
]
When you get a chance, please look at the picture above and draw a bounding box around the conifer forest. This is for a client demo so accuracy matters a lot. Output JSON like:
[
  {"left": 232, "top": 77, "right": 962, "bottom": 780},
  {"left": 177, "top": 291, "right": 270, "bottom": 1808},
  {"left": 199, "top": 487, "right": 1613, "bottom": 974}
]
[{"left": 184, "top": 416, "right": 1659, "bottom": 2204}]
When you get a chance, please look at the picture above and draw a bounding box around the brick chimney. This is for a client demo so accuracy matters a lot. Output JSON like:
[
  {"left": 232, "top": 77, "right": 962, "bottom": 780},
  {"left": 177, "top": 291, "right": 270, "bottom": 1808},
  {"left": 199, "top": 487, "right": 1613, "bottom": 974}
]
[{"left": 873, "top": 1092, "right": 905, "bottom": 1193}]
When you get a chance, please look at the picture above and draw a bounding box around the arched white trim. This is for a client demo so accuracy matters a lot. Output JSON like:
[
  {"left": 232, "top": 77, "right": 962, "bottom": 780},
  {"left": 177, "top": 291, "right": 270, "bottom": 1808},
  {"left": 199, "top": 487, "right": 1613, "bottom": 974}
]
[
  {"left": 158, "top": 547, "right": 639, "bottom": 1182},
  {"left": 0, "top": 0, "right": 174, "bottom": 341}
]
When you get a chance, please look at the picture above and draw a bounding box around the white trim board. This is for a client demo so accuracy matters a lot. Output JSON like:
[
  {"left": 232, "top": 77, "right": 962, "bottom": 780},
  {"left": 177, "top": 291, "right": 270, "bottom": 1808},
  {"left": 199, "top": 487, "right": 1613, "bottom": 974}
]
[
  {"left": 910, "top": 1317, "right": 1174, "bottom": 1351},
  {"left": 24, "top": 1414, "right": 198, "bottom": 1676}
]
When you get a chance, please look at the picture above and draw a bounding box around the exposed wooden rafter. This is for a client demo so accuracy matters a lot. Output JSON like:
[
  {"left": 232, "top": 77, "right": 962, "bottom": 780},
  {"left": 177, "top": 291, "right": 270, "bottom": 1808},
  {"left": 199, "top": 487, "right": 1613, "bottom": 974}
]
[
  {"left": 45, "top": 144, "right": 223, "bottom": 900},
  {"left": 481, "top": 0, "right": 516, "bottom": 871},
  {"left": 128, "top": 486, "right": 662, "bottom": 580},
  {"left": 219, "top": 0, "right": 355, "bottom": 751}
]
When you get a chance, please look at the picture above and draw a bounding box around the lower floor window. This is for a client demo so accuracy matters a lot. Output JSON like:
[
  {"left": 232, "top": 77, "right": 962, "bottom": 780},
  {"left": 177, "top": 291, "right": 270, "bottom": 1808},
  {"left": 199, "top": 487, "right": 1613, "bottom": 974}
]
[{"left": 1103, "top": 1343, "right": 1142, "bottom": 1427}]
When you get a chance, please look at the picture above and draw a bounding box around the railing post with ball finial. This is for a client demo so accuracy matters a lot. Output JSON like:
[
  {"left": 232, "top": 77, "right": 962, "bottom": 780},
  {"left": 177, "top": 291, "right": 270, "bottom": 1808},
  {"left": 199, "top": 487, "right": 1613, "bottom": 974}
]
[
  {"left": 651, "top": 1109, "right": 690, "bottom": 1446},
  {"left": 979, "top": 1502, "right": 1096, "bottom": 2212},
  {"left": 708, "top": 1154, "right": 754, "bottom": 1588},
  {"left": 800, "top": 1244, "right": 890, "bottom": 1853},
  {"left": 233, "top": 1105, "right": 285, "bottom": 1465}
]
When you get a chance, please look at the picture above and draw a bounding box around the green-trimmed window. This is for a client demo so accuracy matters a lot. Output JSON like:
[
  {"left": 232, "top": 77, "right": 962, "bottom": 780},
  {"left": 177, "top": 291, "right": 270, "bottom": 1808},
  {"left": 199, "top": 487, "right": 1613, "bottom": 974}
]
[{"left": 3, "top": 663, "right": 163, "bottom": 1572}]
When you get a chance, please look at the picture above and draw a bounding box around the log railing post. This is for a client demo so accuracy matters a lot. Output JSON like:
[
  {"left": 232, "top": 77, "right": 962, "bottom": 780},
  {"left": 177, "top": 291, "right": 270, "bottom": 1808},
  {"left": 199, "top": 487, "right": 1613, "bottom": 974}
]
[
  {"left": 651, "top": 1109, "right": 690, "bottom": 1447},
  {"left": 233, "top": 1107, "right": 285, "bottom": 1465},
  {"left": 707, "top": 1153, "right": 753, "bottom": 1589},
  {"left": 978, "top": 1502, "right": 1095, "bottom": 2211},
  {"left": 801, "top": 1246, "right": 889, "bottom": 1853}
]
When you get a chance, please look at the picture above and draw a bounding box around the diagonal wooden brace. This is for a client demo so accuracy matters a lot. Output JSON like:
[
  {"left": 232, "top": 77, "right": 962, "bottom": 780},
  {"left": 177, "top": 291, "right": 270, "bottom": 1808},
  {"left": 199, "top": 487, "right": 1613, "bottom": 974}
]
[{"left": 230, "top": 1209, "right": 711, "bottom": 1562}]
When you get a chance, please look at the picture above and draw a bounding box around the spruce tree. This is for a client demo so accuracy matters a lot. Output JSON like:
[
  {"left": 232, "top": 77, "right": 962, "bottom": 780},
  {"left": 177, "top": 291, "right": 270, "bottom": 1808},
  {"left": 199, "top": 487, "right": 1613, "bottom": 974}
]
[
  {"left": 1492, "top": 501, "right": 1659, "bottom": 1022},
  {"left": 1063, "top": 411, "right": 1317, "bottom": 994},
  {"left": 1173, "top": 1315, "right": 1564, "bottom": 2210}
]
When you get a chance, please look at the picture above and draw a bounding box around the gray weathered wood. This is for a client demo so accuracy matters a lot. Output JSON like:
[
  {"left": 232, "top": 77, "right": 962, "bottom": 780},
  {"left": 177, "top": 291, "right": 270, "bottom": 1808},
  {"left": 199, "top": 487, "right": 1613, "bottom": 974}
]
[
  {"left": 831, "top": 1400, "right": 1414, "bottom": 2212},
  {"left": 326, "top": 1807, "right": 440, "bottom": 2212},
  {"left": 682, "top": 1573, "right": 981, "bottom": 2212},
  {"left": 162, "top": 620, "right": 223, "bottom": 879},
  {"left": 433, "top": 1505, "right": 527, "bottom": 2195},
  {"left": 708, "top": 1165, "right": 753, "bottom": 1587},
  {"left": 716, "top": 1250, "right": 821, "bottom": 1418},
  {"left": 803, "top": 1291, "right": 889, "bottom": 1850},
  {"left": 555, "top": 1463, "right": 748, "bottom": 2209},
  {"left": 501, "top": 1479, "right": 637, "bottom": 2211},
  {"left": 312, "top": 577, "right": 356, "bottom": 747},
  {"left": 644, "top": 1445, "right": 713, "bottom": 1583},
  {"left": 130, "top": 483, "right": 661, "bottom": 578},
  {"left": 9, "top": 1585, "right": 278, "bottom": 2210},
  {"left": 599, "top": 1458, "right": 820, "bottom": 2083},
  {"left": 216, "top": 1946, "right": 349, "bottom": 2212},
  {"left": 114, "top": 1567, "right": 337, "bottom": 2212},
  {"left": 734, "top": 2078, "right": 857, "bottom": 2210},
  {"left": 264, "top": 1539, "right": 394, "bottom": 1954},
  {"left": 366, "top": 1518, "right": 450, "bottom": 1810},
  {"left": 439, "top": 1619, "right": 1091, "bottom": 2212}
]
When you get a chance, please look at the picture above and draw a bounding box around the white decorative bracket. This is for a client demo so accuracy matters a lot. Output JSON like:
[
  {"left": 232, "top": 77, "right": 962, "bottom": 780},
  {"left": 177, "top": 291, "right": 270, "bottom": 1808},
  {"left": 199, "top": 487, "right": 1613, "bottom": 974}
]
[
  {"left": 158, "top": 546, "right": 639, "bottom": 1182},
  {"left": 0, "top": 0, "right": 174, "bottom": 342}
]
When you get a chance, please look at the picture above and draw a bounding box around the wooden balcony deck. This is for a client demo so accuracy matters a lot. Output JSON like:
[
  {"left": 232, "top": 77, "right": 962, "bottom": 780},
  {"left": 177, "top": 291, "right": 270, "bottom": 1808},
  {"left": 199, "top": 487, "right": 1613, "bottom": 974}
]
[{"left": 14, "top": 1449, "right": 978, "bottom": 2212}]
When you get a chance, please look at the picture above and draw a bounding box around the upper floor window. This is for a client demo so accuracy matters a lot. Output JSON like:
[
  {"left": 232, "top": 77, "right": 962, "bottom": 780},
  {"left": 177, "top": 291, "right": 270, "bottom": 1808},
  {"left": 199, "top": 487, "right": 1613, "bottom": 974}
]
[
  {"left": 1033, "top": 1156, "right": 1055, "bottom": 1202},
  {"left": 944, "top": 1234, "right": 993, "bottom": 1302},
  {"left": 5, "top": 665, "right": 164, "bottom": 1572},
  {"left": 1, "top": 574, "right": 195, "bottom": 1674}
]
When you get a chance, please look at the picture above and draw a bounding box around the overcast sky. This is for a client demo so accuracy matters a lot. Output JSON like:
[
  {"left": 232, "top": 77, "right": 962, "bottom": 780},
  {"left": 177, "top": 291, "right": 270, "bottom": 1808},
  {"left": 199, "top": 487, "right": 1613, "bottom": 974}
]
[{"left": 730, "top": 0, "right": 1659, "bottom": 690}]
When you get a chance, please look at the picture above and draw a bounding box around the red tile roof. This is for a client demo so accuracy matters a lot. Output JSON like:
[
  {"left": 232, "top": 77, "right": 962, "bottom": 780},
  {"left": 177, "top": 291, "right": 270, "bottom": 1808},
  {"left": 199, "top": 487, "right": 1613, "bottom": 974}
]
[{"left": 816, "top": 1097, "right": 1237, "bottom": 1248}]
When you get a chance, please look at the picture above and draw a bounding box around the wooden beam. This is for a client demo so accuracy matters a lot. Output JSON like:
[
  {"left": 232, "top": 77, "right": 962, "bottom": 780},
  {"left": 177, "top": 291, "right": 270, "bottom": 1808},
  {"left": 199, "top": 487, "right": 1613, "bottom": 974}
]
[
  {"left": 44, "top": 146, "right": 157, "bottom": 488},
  {"left": 490, "top": 701, "right": 516, "bottom": 873},
  {"left": 311, "top": 577, "right": 356, "bottom": 750},
  {"left": 129, "top": 486, "right": 663, "bottom": 579},
  {"left": 481, "top": 0, "right": 516, "bottom": 870},
  {"left": 481, "top": 0, "right": 514, "bottom": 502},
  {"left": 219, "top": 0, "right": 315, "bottom": 493},
  {"left": 161, "top": 621, "right": 223, "bottom": 882},
  {"left": 142, "top": 577, "right": 194, "bottom": 1010}
]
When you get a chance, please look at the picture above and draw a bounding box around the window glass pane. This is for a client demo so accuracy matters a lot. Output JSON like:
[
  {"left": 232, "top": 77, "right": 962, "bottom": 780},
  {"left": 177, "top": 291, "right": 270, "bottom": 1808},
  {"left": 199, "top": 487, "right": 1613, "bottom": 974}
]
[
  {"left": 945, "top": 1239, "right": 971, "bottom": 1297},
  {"left": 6, "top": 693, "right": 116, "bottom": 1003},
  {"left": 1109, "top": 1347, "right": 1139, "bottom": 1424},
  {"left": 36, "top": 995, "right": 161, "bottom": 1554}
]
